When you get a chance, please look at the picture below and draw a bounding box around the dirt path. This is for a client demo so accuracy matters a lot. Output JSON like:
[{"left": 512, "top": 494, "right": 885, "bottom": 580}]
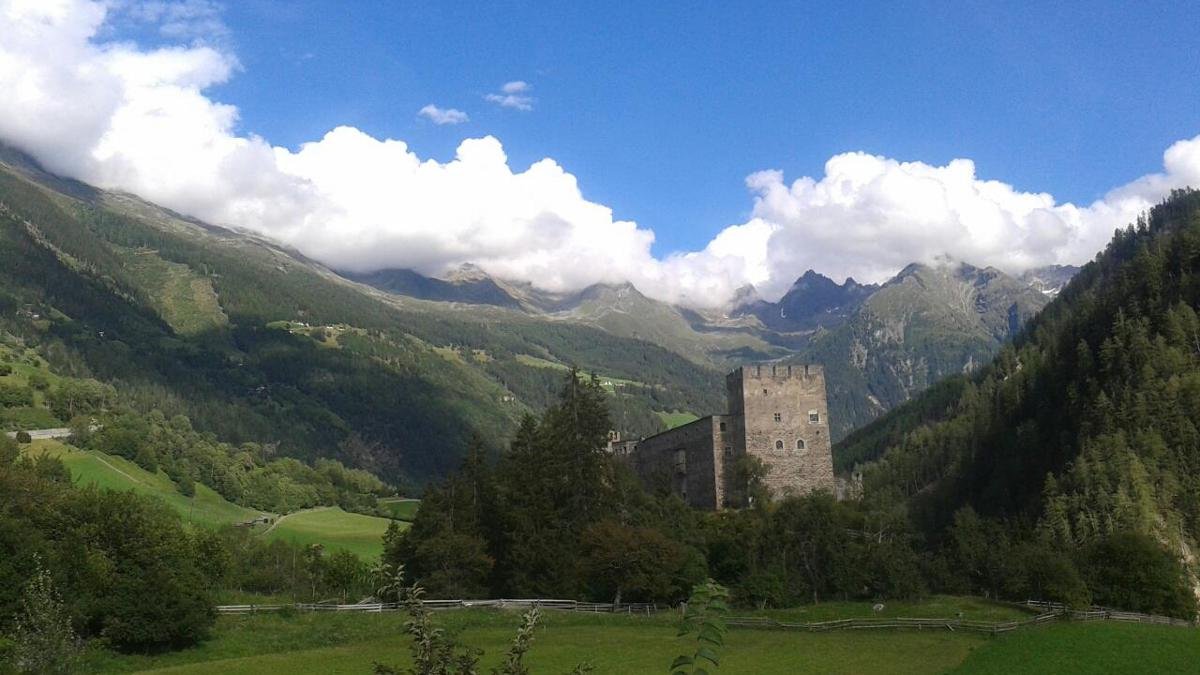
[{"left": 88, "top": 453, "right": 147, "bottom": 486}]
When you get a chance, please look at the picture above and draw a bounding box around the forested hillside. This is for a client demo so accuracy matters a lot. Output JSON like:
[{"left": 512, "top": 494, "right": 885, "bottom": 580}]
[
  {"left": 0, "top": 148, "right": 721, "bottom": 486},
  {"left": 862, "top": 189, "right": 1200, "bottom": 598}
]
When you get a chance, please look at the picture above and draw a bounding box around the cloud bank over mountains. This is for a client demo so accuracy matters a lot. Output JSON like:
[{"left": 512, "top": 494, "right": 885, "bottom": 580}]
[{"left": 2, "top": 1, "right": 1199, "bottom": 308}]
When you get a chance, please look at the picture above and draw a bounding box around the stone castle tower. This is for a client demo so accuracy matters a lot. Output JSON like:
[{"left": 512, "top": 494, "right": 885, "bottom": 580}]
[{"left": 625, "top": 364, "right": 836, "bottom": 510}]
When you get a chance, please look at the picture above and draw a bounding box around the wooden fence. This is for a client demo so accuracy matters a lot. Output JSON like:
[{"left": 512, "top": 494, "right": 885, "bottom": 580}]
[
  {"left": 1021, "top": 600, "right": 1196, "bottom": 627},
  {"left": 216, "top": 598, "right": 660, "bottom": 616},
  {"left": 215, "top": 598, "right": 1196, "bottom": 636},
  {"left": 725, "top": 610, "right": 1059, "bottom": 635},
  {"left": 723, "top": 600, "right": 1196, "bottom": 635}
]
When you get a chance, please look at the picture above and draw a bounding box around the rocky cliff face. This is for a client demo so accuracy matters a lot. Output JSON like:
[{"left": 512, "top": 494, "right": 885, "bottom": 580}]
[
  {"left": 732, "top": 270, "right": 877, "bottom": 332},
  {"left": 795, "top": 262, "right": 1051, "bottom": 440}
]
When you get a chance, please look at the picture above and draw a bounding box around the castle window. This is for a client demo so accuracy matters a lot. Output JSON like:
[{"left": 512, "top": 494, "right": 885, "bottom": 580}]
[
  {"left": 762, "top": 388, "right": 768, "bottom": 395},
  {"left": 773, "top": 412, "right": 782, "bottom": 422},
  {"left": 808, "top": 410, "right": 821, "bottom": 424},
  {"left": 797, "top": 439, "right": 807, "bottom": 450},
  {"left": 775, "top": 440, "right": 784, "bottom": 450},
  {"left": 719, "top": 422, "right": 726, "bottom": 431}
]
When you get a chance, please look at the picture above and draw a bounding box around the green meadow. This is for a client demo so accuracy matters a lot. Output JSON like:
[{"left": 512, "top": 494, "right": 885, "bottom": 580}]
[
  {"left": 20, "top": 440, "right": 399, "bottom": 557},
  {"left": 79, "top": 602, "right": 1198, "bottom": 675},
  {"left": 654, "top": 410, "right": 700, "bottom": 429},
  {"left": 378, "top": 497, "right": 420, "bottom": 521},
  {"left": 21, "top": 440, "right": 260, "bottom": 528},
  {"left": 262, "top": 506, "right": 399, "bottom": 559}
]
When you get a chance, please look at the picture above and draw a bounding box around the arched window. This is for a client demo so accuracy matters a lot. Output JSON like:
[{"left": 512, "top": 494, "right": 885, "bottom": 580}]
[
  {"left": 775, "top": 440, "right": 784, "bottom": 450},
  {"left": 797, "top": 439, "right": 807, "bottom": 450}
]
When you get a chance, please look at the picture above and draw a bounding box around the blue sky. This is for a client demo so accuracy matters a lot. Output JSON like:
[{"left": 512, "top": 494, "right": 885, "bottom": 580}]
[
  {"left": 4, "top": 0, "right": 1200, "bottom": 306},
  {"left": 196, "top": 1, "right": 1200, "bottom": 255}
]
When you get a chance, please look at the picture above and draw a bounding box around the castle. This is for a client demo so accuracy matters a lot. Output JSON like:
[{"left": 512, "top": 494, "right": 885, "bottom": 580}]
[{"left": 615, "top": 364, "right": 836, "bottom": 510}]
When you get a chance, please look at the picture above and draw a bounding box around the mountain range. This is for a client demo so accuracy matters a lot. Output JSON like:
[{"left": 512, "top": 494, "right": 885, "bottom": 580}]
[
  {"left": 352, "top": 257, "right": 1075, "bottom": 439},
  {"left": 0, "top": 142, "right": 1076, "bottom": 484}
]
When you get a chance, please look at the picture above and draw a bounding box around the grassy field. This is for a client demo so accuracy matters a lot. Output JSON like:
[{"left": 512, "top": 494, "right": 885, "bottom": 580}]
[
  {"left": 951, "top": 621, "right": 1200, "bottom": 673},
  {"left": 78, "top": 604, "right": 1200, "bottom": 675},
  {"left": 747, "top": 595, "right": 1034, "bottom": 623},
  {"left": 21, "top": 441, "right": 396, "bottom": 558},
  {"left": 21, "top": 440, "right": 261, "bottom": 528},
  {"left": 655, "top": 410, "right": 700, "bottom": 429},
  {"left": 81, "top": 608, "right": 989, "bottom": 674},
  {"left": 262, "top": 506, "right": 398, "bottom": 559},
  {"left": 378, "top": 497, "right": 419, "bottom": 521},
  {"left": 0, "top": 341, "right": 67, "bottom": 430}
]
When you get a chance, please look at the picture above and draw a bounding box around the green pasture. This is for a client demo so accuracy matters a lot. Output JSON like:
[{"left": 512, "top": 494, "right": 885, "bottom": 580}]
[
  {"left": 950, "top": 620, "right": 1200, "bottom": 673},
  {"left": 0, "top": 342, "right": 66, "bottom": 429},
  {"left": 21, "top": 440, "right": 261, "bottom": 528},
  {"left": 81, "top": 604, "right": 1200, "bottom": 675},
  {"left": 655, "top": 410, "right": 700, "bottom": 429},
  {"left": 19, "top": 441, "right": 399, "bottom": 558},
  {"left": 81, "top": 608, "right": 986, "bottom": 674},
  {"left": 378, "top": 497, "right": 420, "bottom": 521},
  {"left": 748, "top": 595, "right": 1034, "bottom": 623},
  {"left": 262, "top": 506, "right": 399, "bottom": 559}
]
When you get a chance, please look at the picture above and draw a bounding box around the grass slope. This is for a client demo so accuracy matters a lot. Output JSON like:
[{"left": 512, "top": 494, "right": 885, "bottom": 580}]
[
  {"left": 22, "top": 441, "right": 395, "bottom": 559},
  {"left": 263, "top": 506, "right": 397, "bottom": 560},
  {"left": 655, "top": 410, "right": 700, "bottom": 430},
  {"left": 23, "top": 440, "right": 260, "bottom": 528},
  {"left": 0, "top": 340, "right": 67, "bottom": 430},
  {"left": 378, "top": 497, "right": 419, "bottom": 521}
]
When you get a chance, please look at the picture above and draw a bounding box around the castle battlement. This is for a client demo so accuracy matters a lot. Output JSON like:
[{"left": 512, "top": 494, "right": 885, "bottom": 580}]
[{"left": 732, "top": 363, "right": 823, "bottom": 380}]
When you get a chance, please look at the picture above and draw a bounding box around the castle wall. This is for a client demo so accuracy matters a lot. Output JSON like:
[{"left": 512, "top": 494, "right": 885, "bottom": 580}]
[
  {"left": 627, "top": 363, "right": 836, "bottom": 510},
  {"left": 633, "top": 416, "right": 733, "bottom": 510},
  {"left": 727, "top": 364, "right": 836, "bottom": 500}
]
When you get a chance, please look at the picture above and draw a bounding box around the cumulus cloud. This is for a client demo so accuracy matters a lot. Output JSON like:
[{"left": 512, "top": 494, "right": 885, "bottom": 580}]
[
  {"left": 485, "top": 80, "right": 534, "bottom": 111},
  {"left": 0, "top": 0, "right": 1198, "bottom": 311},
  {"left": 418, "top": 104, "right": 469, "bottom": 125}
]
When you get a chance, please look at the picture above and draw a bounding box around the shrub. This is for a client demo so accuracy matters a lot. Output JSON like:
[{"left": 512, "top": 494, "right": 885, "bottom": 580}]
[
  {"left": 0, "top": 383, "right": 32, "bottom": 408},
  {"left": 1085, "top": 532, "right": 1196, "bottom": 620},
  {"left": 15, "top": 431, "right": 31, "bottom": 444}
]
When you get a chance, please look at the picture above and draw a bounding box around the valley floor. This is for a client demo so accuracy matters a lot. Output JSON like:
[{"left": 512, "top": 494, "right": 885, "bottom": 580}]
[{"left": 79, "top": 599, "right": 1198, "bottom": 674}]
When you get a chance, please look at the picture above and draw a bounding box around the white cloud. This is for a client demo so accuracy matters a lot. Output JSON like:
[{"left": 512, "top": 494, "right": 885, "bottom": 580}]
[
  {"left": 0, "top": 0, "right": 1198, "bottom": 311},
  {"left": 485, "top": 80, "right": 534, "bottom": 111},
  {"left": 111, "top": 0, "right": 230, "bottom": 44},
  {"left": 418, "top": 104, "right": 469, "bottom": 125}
]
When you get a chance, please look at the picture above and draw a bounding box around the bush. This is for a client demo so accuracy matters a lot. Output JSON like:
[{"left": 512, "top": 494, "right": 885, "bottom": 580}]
[
  {"left": 0, "top": 434, "right": 17, "bottom": 464},
  {"left": 0, "top": 363, "right": 12, "bottom": 376},
  {"left": 0, "top": 383, "right": 32, "bottom": 408},
  {"left": 15, "top": 431, "right": 31, "bottom": 444},
  {"left": 1085, "top": 532, "right": 1196, "bottom": 620}
]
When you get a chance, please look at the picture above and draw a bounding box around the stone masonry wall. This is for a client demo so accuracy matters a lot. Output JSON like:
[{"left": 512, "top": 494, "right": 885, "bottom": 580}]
[
  {"left": 634, "top": 416, "right": 730, "bottom": 510},
  {"left": 727, "top": 364, "right": 836, "bottom": 500}
]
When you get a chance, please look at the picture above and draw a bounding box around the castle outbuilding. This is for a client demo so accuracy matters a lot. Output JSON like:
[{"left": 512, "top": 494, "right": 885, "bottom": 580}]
[{"left": 619, "top": 364, "right": 836, "bottom": 510}]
